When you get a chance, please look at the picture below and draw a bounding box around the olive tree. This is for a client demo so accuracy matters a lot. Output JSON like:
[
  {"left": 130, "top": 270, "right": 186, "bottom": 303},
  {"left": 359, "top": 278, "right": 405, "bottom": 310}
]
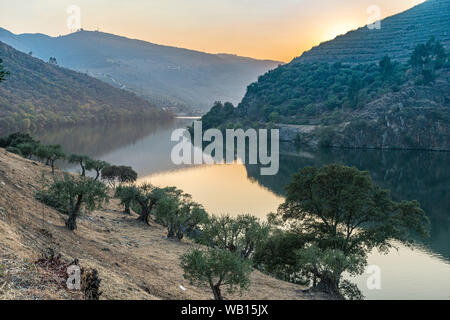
[
  {"left": 180, "top": 248, "right": 252, "bottom": 300},
  {"left": 101, "top": 165, "right": 137, "bottom": 188},
  {"left": 43, "top": 174, "right": 109, "bottom": 230},
  {"left": 16, "top": 142, "right": 39, "bottom": 159},
  {"left": 154, "top": 192, "right": 208, "bottom": 240},
  {"left": 115, "top": 184, "right": 169, "bottom": 224},
  {"left": 273, "top": 164, "right": 429, "bottom": 298},
  {"left": 199, "top": 214, "right": 269, "bottom": 258},
  {"left": 85, "top": 159, "right": 110, "bottom": 181},
  {"left": 35, "top": 144, "right": 65, "bottom": 174},
  {"left": 253, "top": 230, "right": 307, "bottom": 284},
  {"left": 68, "top": 154, "right": 91, "bottom": 176},
  {"left": 0, "top": 132, "right": 37, "bottom": 149}
]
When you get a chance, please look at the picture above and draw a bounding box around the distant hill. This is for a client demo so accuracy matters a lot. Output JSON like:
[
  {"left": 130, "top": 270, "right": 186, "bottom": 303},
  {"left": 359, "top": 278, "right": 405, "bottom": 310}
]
[
  {"left": 0, "top": 28, "right": 281, "bottom": 112},
  {"left": 200, "top": 0, "right": 450, "bottom": 151},
  {"left": 0, "top": 41, "right": 169, "bottom": 135},
  {"left": 296, "top": 0, "right": 450, "bottom": 64}
]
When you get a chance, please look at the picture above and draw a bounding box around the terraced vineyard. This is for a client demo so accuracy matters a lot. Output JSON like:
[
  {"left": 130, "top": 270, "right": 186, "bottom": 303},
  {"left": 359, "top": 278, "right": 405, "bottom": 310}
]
[{"left": 296, "top": 0, "right": 450, "bottom": 64}]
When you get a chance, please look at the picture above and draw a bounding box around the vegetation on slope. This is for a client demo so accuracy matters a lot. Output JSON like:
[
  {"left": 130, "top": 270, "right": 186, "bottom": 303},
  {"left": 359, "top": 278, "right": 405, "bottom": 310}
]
[
  {"left": 1, "top": 131, "right": 430, "bottom": 300},
  {"left": 0, "top": 28, "right": 281, "bottom": 112},
  {"left": 297, "top": 0, "right": 450, "bottom": 64},
  {"left": 0, "top": 41, "right": 170, "bottom": 135},
  {"left": 200, "top": 38, "right": 450, "bottom": 150}
]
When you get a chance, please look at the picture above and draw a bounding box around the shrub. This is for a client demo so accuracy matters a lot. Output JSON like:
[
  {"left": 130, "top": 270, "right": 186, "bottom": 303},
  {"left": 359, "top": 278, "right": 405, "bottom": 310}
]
[{"left": 180, "top": 248, "right": 252, "bottom": 300}]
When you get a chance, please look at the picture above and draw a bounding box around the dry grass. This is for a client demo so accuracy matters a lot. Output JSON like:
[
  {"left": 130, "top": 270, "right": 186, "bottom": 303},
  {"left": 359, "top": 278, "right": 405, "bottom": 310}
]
[{"left": 0, "top": 148, "right": 327, "bottom": 300}]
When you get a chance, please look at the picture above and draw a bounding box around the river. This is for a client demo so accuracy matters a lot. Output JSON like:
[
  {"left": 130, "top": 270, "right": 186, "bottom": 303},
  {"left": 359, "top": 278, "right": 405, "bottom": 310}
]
[{"left": 35, "top": 118, "right": 450, "bottom": 300}]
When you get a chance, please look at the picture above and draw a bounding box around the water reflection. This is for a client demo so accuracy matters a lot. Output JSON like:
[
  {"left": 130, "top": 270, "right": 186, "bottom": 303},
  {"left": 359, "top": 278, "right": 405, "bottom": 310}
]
[
  {"left": 140, "top": 162, "right": 284, "bottom": 217},
  {"left": 35, "top": 120, "right": 450, "bottom": 299},
  {"left": 246, "top": 145, "right": 450, "bottom": 261}
]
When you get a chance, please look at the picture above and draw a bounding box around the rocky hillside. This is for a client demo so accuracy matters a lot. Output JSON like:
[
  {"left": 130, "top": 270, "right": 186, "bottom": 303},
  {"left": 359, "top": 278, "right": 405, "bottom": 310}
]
[
  {"left": 0, "top": 148, "right": 326, "bottom": 300},
  {"left": 0, "top": 28, "right": 281, "bottom": 112},
  {"left": 296, "top": 0, "right": 450, "bottom": 64},
  {"left": 200, "top": 1, "right": 450, "bottom": 151},
  {"left": 0, "top": 41, "right": 170, "bottom": 135}
]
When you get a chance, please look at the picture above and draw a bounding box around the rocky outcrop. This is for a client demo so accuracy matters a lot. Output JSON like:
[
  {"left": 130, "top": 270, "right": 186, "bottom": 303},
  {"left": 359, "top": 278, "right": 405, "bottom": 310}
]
[{"left": 290, "top": 73, "right": 450, "bottom": 150}]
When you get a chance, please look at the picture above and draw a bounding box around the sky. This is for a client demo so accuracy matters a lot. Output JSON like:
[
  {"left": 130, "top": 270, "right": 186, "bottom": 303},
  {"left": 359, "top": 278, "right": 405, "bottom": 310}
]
[{"left": 0, "top": 0, "right": 425, "bottom": 62}]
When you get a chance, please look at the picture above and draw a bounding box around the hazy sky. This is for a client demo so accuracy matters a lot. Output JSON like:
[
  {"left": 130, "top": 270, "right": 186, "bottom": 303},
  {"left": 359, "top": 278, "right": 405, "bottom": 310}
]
[{"left": 1, "top": 0, "right": 425, "bottom": 62}]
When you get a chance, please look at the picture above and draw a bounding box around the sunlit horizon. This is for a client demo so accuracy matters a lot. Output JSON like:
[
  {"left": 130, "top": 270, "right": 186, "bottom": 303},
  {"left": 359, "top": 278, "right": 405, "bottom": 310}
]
[{"left": 1, "top": 0, "right": 426, "bottom": 62}]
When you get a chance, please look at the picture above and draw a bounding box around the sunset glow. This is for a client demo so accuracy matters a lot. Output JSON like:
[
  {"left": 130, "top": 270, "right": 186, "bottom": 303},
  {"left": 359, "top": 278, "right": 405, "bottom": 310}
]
[{"left": 0, "top": 0, "right": 426, "bottom": 62}]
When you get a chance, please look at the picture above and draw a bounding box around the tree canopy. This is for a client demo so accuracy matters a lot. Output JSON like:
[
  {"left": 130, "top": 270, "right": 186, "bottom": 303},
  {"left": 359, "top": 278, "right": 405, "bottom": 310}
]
[
  {"left": 265, "top": 164, "right": 429, "bottom": 298},
  {"left": 41, "top": 174, "right": 109, "bottom": 230},
  {"left": 0, "top": 58, "right": 9, "bottom": 83},
  {"left": 181, "top": 248, "right": 252, "bottom": 300}
]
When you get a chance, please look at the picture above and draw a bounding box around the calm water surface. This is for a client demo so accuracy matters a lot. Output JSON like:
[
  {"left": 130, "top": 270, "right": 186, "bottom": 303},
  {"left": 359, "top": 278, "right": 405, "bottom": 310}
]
[{"left": 35, "top": 119, "right": 450, "bottom": 300}]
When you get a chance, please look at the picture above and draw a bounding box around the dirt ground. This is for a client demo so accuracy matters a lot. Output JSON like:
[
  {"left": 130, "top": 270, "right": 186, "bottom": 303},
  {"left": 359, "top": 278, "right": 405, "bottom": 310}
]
[{"left": 0, "top": 148, "right": 327, "bottom": 300}]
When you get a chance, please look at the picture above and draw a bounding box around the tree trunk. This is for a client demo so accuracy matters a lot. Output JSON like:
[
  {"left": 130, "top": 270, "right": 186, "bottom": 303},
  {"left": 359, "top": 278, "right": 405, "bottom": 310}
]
[
  {"left": 137, "top": 206, "right": 152, "bottom": 225},
  {"left": 137, "top": 210, "right": 149, "bottom": 223},
  {"left": 80, "top": 162, "right": 86, "bottom": 177},
  {"left": 124, "top": 204, "right": 131, "bottom": 214},
  {"left": 66, "top": 213, "right": 78, "bottom": 230},
  {"left": 316, "top": 274, "right": 342, "bottom": 299},
  {"left": 167, "top": 221, "right": 175, "bottom": 238},
  {"left": 212, "top": 284, "right": 223, "bottom": 300},
  {"left": 137, "top": 201, "right": 154, "bottom": 225},
  {"left": 66, "top": 195, "right": 83, "bottom": 231}
]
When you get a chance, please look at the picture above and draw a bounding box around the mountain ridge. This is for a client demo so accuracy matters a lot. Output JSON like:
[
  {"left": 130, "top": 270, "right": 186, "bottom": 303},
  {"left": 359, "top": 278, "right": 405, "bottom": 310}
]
[
  {"left": 0, "top": 28, "right": 281, "bottom": 112},
  {"left": 0, "top": 41, "right": 170, "bottom": 135},
  {"left": 200, "top": 0, "right": 450, "bottom": 151}
]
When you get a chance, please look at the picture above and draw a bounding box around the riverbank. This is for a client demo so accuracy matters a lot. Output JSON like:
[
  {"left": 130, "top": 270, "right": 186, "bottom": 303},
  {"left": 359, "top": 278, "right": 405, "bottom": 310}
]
[{"left": 0, "top": 147, "right": 328, "bottom": 300}]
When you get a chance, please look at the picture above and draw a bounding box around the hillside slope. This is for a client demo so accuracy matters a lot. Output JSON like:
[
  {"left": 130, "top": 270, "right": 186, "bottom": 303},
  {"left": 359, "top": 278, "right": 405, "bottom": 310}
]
[
  {"left": 0, "top": 148, "right": 326, "bottom": 300},
  {"left": 200, "top": 0, "right": 450, "bottom": 151},
  {"left": 0, "top": 29, "right": 281, "bottom": 112},
  {"left": 0, "top": 41, "right": 169, "bottom": 135},
  {"left": 296, "top": 0, "right": 450, "bottom": 64}
]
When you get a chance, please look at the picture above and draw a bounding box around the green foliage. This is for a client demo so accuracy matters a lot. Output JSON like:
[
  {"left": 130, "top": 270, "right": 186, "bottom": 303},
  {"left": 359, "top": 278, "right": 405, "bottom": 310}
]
[
  {"left": 200, "top": 38, "right": 447, "bottom": 133},
  {"left": 253, "top": 230, "right": 307, "bottom": 284},
  {"left": 68, "top": 154, "right": 92, "bottom": 176},
  {"left": 198, "top": 214, "right": 269, "bottom": 259},
  {"left": 270, "top": 164, "right": 429, "bottom": 298},
  {"left": 16, "top": 142, "right": 39, "bottom": 159},
  {"left": 0, "top": 132, "right": 37, "bottom": 148},
  {"left": 0, "top": 58, "right": 9, "bottom": 83},
  {"left": 38, "top": 174, "right": 109, "bottom": 230},
  {"left": 114, "top": 184, "right": 138, "bottom": 214},
  {"left": 200, "top": 101, "right": 236, "bottom": 131},
  {"left": 5, "top": 146, "right": 22, "bottom": 155},
  {"left": 114, "top": 183, "right": 209, "bottom": 240},
  {"left": 379, "top": 55, "right": 396, "bottom": 81},
  {"left": 180, "top": 248, "right": 252, "bottom": 300},
  {"left": 85, "top": 159, "right": 110, "bottom": 181},
  {"left": 318, "top": 128, "right": 335, "bottom": 148},
  {"left": 410, "top": 37, "right": 447, "bottom": 84},
  {"left": 153, "top": 191, "right": 209, "bottom": 240},
  {"left": 0, "top": 42, "right": 169, "bottom": 136},
  {"left": 35, "top": 144, "right": 65, "bottom": 174},
  {"left": 101, "top": 165, "right": 137, "bottom": 188},
  {"left": 115, "top": 183, "right": 168, "bottom": 224}
]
